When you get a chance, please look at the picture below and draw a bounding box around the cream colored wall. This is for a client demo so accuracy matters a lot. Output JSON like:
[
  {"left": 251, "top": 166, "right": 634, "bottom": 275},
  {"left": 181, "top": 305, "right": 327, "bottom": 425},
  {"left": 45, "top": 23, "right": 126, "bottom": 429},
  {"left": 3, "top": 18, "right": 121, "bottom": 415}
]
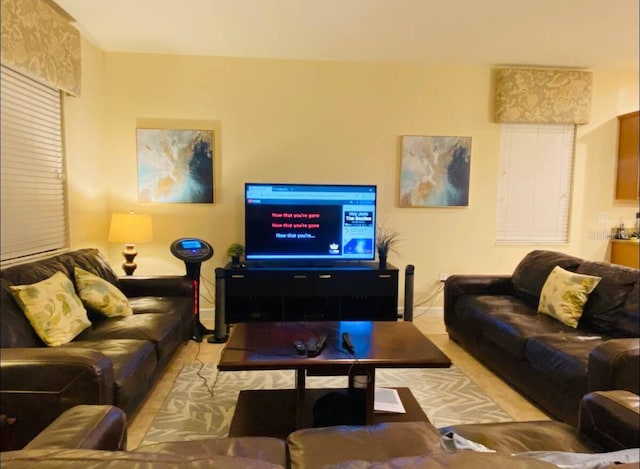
[
  {"left": 574, "top": 68, "right": 639, "bottom": 264},
  {"left": 64, "top": 47, "right": 638, "bottom": 309},
  {"left": 64, "top": 37, "right": 109, "bottom": 251}
]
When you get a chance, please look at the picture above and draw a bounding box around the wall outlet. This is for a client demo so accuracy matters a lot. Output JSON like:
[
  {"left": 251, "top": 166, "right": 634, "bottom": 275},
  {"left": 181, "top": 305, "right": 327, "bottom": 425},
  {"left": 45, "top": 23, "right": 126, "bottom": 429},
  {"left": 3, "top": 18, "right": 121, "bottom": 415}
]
[
  {"left": 597, "top": 212, "right": 609, "bottom": 224},
  {"left": 439, "top": 273, "right": 449, "bottom": 282}
]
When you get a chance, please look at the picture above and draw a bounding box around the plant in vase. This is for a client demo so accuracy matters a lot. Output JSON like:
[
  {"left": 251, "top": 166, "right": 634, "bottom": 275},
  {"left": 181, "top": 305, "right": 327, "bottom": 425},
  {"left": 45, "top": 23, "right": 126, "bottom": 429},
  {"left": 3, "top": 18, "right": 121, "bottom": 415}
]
[
  {"left": 226, "top": 243, "right": 245, "bottom": 266},
  {"left": 376, "top": 223, "right": 401, "bottom": 269}
]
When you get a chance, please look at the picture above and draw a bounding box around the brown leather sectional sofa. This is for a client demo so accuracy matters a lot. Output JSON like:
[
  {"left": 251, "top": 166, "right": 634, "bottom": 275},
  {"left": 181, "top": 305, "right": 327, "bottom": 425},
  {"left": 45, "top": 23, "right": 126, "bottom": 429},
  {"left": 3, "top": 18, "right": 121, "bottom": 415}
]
[
  {"left": 0, "top": 248, "right": 195, "bottom": 449},
  {"left": 444, "top": 250, "right": 640, "bottom": 426},
  {"left": 3, "top": 391, "right": 638, "bottom": 468}
]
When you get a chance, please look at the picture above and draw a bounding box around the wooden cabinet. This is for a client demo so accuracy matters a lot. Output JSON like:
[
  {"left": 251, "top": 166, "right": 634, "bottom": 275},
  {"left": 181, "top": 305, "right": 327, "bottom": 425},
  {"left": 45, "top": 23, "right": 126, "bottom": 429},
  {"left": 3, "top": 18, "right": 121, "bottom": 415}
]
[
  {"left": 616, "top": 111, "right": 639, "bottom": 200},
  {"left": 610, "top": 240, "right": 639, "bottom": 269},
  {"left": 223, "top": 263, "right": 399, "bottom": 323}
]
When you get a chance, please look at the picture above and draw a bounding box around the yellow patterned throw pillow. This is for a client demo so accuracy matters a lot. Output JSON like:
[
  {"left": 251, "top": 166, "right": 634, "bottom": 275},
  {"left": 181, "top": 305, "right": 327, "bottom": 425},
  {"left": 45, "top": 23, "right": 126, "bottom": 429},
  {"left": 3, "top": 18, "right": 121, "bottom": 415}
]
[
  {"left": 9, "top": 271, "right": 91, "bottom": 346},
  {"left": 537, "top": 265, "right": 601, "bottom": 328},
  {"left": 74, "top": 267, "right": 132, "bottom": 317}
]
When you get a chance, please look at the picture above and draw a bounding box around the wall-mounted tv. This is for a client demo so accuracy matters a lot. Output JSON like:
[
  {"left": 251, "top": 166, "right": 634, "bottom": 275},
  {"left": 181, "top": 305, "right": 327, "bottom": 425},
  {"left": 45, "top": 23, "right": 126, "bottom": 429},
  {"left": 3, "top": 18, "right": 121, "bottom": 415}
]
[{"left": 244, "top": 183, "right": 377, "bottom": 264}]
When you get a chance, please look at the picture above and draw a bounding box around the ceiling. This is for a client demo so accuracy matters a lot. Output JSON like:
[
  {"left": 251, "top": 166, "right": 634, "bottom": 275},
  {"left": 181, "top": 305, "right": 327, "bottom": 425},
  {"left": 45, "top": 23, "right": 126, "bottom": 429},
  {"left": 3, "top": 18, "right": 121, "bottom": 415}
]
[{"left": 54, "top": 0, "right": 639, "bottom": 69}]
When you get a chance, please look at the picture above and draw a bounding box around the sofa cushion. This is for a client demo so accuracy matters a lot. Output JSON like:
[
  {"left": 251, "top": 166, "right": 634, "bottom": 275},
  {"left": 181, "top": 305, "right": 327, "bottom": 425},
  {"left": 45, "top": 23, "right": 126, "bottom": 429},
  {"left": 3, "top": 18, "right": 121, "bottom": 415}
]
[
  {"left": 2, "top": 249, "right": 120, "bottom": 290},
  {"left": 74, "top": 267, "right": 132, "bottom": 318},
  {"left": 511, "top": 250, "right": 582, "bottom": 306},
  {"left": 136, "top": 437, "right": 287, "bottom": 467},
  {"left": 576, "top": 261, "right": 639, "bottom": 336},
  {"left": 454, "top": 295, "right": 537, "bottom": 331},
  {"left": 480, "top": 310, "right": 575, "bottom": 358},
  {"left": 616, "top": 281, "right": 640, "bottom": 338},
  {"left": 74, "top": 306, "right": 188, "bottom": 365},
  {"left": 328, "top": 452, "right": 558, "bottom": 468},
  {"left": 287, "top": 421, "right": 443, "bottom": 468},
  {"left": 439, "top": 420, "right": 599, "bottom": 453},
  {"left": 537, "top": 266, "right": 601, "bottom": 328},
  {"left": 524, "top": 334, "right": 607, "bottom": 391},
  {"left": 1, "top": 449, "right": 285, "bottom": 468},
  {"left": 1, "top": 249, "right": 122, "bottom": 348},
  {"left": 9, "top": 272, "right": 91, "bottom": 346}
]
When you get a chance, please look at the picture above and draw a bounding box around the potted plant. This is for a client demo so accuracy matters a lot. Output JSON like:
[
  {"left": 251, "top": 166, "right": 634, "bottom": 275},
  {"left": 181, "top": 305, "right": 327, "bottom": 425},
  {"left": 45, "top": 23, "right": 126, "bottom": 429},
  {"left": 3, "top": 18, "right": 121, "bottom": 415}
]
[
  {"left": 376, "top": 223, "right": 401, "bottom": 269},
  {"left": 226, "top": 243, "right": 245, "bottom": 266}
]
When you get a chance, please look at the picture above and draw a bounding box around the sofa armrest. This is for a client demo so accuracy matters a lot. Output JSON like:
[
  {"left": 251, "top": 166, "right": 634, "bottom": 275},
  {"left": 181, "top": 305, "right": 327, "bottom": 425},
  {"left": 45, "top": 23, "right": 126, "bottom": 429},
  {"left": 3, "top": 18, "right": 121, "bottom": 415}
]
[
  {"left": 588, "top": 338, "right": 640, "bottom": 394},
  {"left": 579, "top": 390, "right": 640, "bottom": 451},
  {"left": 24, "top": 405, "right": 127, "bottom": 451},
  {"left": 118, "top": 275, "right": 194, "bottom": 298},
  {"left": 444, "top": 275, "right": 513, "bottom": 325},
  {"left": 0, "top": 347, "right": 114, "bottom": 448}
]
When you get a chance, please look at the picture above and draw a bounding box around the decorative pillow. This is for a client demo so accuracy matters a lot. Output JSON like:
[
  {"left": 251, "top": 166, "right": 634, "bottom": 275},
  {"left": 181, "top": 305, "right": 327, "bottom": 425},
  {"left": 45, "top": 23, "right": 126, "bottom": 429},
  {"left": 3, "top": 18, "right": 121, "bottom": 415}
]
[
  {"left": 9, "top": 271, "right": 91, "bottom": 346},
  {"left": 74, "top": 267, "right": 132, "bottom": 317},
  {"left": 537, "top": 266, "right": 601, "bottom": 328}
]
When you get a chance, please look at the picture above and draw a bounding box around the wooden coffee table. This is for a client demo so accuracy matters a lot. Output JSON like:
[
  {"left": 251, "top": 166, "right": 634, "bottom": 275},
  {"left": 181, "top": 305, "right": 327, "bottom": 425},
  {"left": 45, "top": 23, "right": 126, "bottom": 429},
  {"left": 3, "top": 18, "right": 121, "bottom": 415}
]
[{"left": 218, "top": 321, "right": 451, "bottom": 438}]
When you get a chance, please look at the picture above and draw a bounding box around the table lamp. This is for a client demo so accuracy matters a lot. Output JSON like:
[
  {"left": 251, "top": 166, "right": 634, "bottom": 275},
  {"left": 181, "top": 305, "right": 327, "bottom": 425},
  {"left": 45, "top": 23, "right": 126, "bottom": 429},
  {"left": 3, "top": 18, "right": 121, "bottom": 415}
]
[{"left": 108, "top": 212, "right": 153, "bottom": 275}]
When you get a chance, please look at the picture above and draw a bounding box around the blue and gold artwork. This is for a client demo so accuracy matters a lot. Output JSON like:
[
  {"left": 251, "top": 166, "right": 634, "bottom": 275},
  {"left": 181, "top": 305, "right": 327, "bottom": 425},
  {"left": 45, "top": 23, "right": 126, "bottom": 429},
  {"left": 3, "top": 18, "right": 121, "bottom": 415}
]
[
  {"left": 137, "top": 128, "right": 214, "bottom": 203},
  {"left": 400, "top": 135, "right": 471, "bottom": 207}
]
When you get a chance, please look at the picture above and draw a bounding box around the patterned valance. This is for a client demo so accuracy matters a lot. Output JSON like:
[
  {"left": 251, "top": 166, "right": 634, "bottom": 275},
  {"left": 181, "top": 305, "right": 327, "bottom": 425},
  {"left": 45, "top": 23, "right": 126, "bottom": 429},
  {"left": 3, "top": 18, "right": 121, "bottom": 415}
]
[
  {"left": 495, "top": 68, "right": 592, "bottom": 124},
  {"left": 1, "top": 0, "right": 81, "bottom": 96}
]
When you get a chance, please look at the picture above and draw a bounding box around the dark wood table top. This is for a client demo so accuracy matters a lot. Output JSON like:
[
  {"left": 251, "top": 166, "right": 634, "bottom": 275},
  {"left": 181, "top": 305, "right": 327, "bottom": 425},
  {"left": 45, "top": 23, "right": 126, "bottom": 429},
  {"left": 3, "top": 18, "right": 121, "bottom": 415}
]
[{"left": 218, "top": 321, "right": 451, "bottom": 371}]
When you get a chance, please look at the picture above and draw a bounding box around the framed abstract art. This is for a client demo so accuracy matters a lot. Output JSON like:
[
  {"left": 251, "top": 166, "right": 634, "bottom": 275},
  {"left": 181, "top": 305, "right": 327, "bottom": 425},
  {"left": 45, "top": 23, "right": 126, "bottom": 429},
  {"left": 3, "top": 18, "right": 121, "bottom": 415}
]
[
  {"left": 399, "top": 135, "right": 471, "bottom": 207},
  {"left": 137, "top": 128, "right": 214, "bottom": 203}
]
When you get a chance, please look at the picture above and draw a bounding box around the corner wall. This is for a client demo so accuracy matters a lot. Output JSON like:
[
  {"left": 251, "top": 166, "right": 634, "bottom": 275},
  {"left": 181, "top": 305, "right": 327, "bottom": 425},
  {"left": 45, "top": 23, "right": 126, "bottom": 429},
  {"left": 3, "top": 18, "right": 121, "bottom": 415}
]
[{"left": 64, "top": 37, "right": 109, "bottom": 252}]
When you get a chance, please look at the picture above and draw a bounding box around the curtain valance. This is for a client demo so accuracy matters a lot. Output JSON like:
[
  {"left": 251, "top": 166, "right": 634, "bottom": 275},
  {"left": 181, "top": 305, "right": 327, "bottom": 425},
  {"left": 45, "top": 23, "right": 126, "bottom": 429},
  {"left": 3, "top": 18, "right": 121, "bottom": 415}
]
[
  {"left": 1, "top": 0, "right": 81, "bottom": 96},
  {"left": 495, "top": 68, "right": 591, "bottom": 124}
]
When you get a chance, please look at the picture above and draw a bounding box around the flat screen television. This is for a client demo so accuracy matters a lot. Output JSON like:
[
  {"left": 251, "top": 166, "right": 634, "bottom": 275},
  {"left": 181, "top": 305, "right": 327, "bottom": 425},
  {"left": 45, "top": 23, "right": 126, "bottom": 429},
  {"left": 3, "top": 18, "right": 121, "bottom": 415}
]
[{"left": 244, "top": 183, "right": 377, "bottom": 264}]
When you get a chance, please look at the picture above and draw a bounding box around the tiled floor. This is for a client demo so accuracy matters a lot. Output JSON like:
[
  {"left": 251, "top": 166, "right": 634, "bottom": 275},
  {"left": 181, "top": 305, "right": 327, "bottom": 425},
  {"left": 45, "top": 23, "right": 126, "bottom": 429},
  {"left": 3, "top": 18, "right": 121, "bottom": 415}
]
[{"left": 126, "top": 312, "right": 549, "bottom": 449}]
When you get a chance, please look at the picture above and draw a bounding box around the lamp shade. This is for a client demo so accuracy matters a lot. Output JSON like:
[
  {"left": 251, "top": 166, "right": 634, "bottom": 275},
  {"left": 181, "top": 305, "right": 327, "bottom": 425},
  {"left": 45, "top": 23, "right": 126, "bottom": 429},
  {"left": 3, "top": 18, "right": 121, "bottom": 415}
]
[{"left": 108, "top": 212, "right": 153, "bottom": 244}]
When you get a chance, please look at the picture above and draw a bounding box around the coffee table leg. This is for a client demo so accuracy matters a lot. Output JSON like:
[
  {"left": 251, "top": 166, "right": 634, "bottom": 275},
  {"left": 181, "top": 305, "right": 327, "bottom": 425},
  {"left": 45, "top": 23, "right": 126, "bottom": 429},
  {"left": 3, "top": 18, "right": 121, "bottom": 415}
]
[
  {"left": 348, "top": 368, "right": 376, "bottom": 425},
  {"left": 295, "top": 368, "right": 306, "bottom": 429},
  {"left": 365, "top": 371, "right": 376, "bottom": 425}
]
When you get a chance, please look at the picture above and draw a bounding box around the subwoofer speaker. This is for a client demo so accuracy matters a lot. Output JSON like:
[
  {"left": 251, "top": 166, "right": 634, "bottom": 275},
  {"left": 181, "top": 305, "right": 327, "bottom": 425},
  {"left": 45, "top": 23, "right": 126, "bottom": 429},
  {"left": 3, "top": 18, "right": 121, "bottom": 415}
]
[
  {"left": 403, "top": 264, "right": 415, "bottom": 321},
  {"left": 208, "top": 267, "right": 228, "bottom": 343}
]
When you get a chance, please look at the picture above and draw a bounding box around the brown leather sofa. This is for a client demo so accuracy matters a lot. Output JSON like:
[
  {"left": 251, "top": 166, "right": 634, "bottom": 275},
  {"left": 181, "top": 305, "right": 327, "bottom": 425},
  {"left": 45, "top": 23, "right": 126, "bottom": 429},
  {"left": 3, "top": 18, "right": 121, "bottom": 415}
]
[
  {"left": 2, "top": 391, "right": 638, "bottom": 468},
  {"left": 0, "top": 248, "right": 195, "bottom": 449},
  {"left": 444, "top": 250, "right": 640, "bottom": 426}
]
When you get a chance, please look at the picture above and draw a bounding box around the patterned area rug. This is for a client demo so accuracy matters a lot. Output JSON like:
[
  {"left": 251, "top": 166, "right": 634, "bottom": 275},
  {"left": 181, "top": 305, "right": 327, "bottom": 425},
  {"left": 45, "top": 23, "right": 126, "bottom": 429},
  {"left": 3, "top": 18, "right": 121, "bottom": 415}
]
[{"left": 141, "top": 362, "right": 511, "bottom": 446}]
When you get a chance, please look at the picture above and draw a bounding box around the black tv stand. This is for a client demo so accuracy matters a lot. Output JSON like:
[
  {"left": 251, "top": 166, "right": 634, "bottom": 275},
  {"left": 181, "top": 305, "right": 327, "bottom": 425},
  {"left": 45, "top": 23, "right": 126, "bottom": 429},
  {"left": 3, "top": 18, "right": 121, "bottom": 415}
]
[
  {"left": 243, "top": 260, "right": 374, "bottom": 269},
  {"left": 222, "top": 262, "right": 399, "bottom": 323}
]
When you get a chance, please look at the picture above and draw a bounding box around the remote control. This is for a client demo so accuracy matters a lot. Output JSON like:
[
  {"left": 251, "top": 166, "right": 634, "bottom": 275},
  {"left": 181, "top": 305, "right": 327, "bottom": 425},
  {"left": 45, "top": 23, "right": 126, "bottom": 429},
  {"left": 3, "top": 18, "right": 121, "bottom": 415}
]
[
  {"left": 306, "top": 333, "right": 327, "bottom": 357},
  {"left": 293, "top": 340, "right": 306, "bottom": 354},
  {"left": 341, "top": 332, "right": 355, "bottom": 353}
]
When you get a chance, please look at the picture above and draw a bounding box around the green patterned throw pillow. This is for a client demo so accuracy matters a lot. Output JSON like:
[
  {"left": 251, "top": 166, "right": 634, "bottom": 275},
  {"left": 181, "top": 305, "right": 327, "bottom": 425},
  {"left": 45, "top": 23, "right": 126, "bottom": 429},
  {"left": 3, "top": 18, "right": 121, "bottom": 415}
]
[
  {"left": 74, "top": 267, "right": 132, "bottom": 317},
  {"left": 537, "top": 265, "right": 601, "bottom": 328},
  {"left": 10, "top": 271, "right": 91, "bottom": 346}
]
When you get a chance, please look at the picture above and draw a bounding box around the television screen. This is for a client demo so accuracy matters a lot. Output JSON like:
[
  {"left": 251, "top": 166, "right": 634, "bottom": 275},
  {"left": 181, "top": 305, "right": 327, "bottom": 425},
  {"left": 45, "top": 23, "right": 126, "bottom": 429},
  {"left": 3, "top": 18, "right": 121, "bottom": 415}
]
[{"left": 244, "top": 183, "right": 377, "bottom": 264}]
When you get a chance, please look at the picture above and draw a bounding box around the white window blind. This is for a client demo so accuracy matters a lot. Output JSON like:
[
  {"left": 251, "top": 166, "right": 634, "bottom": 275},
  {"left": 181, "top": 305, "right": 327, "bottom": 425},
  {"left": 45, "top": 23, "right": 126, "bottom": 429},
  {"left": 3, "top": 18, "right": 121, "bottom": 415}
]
[
  {"left": 1, "top": 65, "right": 67, "bottom": 262},
  {"left": 496, "top": 123, "right": 575, "bottom": 244}
]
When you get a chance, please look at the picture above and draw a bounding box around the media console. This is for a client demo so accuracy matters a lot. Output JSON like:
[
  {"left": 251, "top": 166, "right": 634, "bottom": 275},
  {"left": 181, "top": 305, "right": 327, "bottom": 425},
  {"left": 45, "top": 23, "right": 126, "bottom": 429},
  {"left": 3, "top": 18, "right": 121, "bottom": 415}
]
[{"left": 222, "top": 263, "right": 399, "bottom": 323}]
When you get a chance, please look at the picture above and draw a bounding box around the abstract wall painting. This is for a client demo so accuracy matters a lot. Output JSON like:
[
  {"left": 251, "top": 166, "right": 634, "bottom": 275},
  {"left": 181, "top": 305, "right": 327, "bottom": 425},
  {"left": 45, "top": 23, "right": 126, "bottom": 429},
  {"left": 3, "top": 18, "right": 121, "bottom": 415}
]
[
  {"left": 137, "top": 128, "right": 214, "bottom": 203},
  {"left": 399, "top": 135, "right": 471, "bottom": 207}
]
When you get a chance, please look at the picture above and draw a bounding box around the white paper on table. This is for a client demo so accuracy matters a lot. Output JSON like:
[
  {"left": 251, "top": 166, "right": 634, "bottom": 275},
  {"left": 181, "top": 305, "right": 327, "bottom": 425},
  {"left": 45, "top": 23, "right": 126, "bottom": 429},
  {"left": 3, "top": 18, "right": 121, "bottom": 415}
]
[{"left": 374, "top": 387, "right": 406, "bottom": 414}]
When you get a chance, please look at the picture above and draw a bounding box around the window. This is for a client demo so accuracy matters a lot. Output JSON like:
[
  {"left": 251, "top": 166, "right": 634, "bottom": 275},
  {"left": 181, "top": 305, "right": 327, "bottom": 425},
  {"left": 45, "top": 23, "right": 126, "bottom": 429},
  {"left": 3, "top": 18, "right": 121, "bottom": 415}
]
[
  {"left": 496, "top": 123, "right": 575, "bottom": 244},
  {"left": 1, "top": 65, "right": 67, "bottom": 263}
]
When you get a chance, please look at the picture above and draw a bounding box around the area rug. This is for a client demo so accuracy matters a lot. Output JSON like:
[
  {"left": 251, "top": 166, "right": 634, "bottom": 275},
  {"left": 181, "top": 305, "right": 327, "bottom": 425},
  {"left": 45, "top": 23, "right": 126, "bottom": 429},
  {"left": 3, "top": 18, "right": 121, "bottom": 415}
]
[{"left": 141, "top": 362, "right": 511, "bottom": 446}]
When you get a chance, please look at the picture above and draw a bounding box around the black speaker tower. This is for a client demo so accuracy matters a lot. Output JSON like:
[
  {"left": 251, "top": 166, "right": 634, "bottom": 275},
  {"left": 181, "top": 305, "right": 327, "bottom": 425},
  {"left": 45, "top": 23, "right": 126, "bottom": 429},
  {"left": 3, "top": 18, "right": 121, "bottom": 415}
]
[
  {"left": 208, "top": 268, "right": 229, "bottom": 343},
  {"left": 403, "top": 264, "right": 415, "bottom": 321}
]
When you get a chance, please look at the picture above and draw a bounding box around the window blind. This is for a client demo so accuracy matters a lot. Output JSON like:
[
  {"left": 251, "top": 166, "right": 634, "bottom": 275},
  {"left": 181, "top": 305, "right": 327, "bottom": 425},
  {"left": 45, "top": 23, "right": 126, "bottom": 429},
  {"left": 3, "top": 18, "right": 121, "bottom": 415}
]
[
  {"left": 496, "top": 123, "right": 575, "bottom": 244},
  {"left": 1, "top": 65, "right": 68, "bottom": 262}
]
